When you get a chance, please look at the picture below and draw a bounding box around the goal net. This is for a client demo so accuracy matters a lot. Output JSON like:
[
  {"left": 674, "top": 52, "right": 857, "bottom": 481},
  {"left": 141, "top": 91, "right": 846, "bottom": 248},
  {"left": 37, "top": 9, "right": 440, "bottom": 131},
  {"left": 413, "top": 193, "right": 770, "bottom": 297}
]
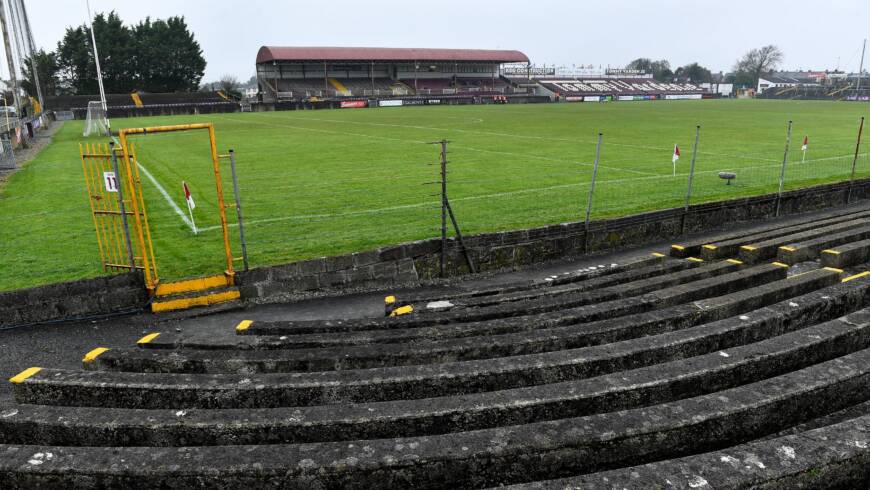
[{"left": 83, "top": 101, "right": 109, "bottom": 137}]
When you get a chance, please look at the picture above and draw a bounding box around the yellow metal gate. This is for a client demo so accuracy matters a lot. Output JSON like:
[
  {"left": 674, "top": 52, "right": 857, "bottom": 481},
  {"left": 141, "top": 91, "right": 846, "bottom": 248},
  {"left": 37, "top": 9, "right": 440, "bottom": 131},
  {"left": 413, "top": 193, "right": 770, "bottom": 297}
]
[{"left": 80, "top": 142, "right": 158, "bottom": 291}]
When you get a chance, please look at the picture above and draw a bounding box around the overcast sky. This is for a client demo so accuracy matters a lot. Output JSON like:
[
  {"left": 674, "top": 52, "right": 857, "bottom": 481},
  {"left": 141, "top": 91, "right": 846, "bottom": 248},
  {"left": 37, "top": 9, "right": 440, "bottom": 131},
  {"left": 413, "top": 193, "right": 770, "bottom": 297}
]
[{"left": 22, "top": 0, "right": 870, "bottom": 81}]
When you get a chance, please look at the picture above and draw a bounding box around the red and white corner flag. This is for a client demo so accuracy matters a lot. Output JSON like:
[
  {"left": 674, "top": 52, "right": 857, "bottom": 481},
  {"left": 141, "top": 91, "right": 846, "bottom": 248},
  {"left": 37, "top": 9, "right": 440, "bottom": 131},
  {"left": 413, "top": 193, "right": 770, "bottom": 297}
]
[
  {"left": 183, "top": 181, "right": 198, "bottom": 234},
  {"left": 801, "top": 136, "right": 808, "bottom": 163},
  {"left": 672, "top": 144, "right": 681, "bottom": 176}
]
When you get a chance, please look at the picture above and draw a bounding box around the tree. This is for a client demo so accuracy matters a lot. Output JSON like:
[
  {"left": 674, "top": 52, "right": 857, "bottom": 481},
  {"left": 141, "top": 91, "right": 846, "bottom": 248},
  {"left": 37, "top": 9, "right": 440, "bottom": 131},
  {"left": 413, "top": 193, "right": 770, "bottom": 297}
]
[
  {"left": 53, "top": 11, "right": 206, "bottom": 94},
  {"left": 218, "top": 75, "right": 241, "bottom": 98},
  {"left": 21, "top": 50, "right": 60, "bottom": 97},
  {"left": 732, "top": 45, "right": 783, "bottom": 86},
  {"left": 674, "top": 63, "right": 712, "bottom": 83},
  {"left": 626, "top": 58, "right": 672, "bottom": 81}
]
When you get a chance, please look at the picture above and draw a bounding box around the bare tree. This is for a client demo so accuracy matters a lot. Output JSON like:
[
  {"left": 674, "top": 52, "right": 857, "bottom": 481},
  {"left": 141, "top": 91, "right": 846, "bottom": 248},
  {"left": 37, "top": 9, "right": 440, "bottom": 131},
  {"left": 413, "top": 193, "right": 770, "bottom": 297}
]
[
  {"left": 218, "top": 74, "right": 240, "bottom": 96},
  {"left": 732, "top": 45, "right": 784, "bottom": 86}
]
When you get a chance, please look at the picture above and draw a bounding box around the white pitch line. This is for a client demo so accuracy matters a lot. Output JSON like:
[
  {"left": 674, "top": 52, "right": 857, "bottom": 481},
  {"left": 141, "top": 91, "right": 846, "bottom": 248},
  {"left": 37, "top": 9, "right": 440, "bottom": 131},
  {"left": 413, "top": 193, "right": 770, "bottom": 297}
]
[{"left": 134, "top": 160, "right": 195, "bottom": 232}]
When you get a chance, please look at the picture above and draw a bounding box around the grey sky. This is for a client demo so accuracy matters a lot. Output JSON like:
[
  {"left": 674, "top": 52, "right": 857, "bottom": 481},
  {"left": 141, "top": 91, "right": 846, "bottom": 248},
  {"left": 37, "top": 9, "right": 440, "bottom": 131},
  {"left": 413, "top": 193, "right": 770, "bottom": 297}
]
[{"left": 23, "top": 0, "right": 870, "bottom": 82}]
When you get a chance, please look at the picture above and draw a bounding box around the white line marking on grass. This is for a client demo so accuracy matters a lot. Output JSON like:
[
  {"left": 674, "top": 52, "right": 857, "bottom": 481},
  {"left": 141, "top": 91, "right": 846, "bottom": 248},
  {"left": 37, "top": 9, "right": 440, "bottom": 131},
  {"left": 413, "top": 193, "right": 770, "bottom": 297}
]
[{"left": 134, "top": 160, "right": 196, "bottom": 232}]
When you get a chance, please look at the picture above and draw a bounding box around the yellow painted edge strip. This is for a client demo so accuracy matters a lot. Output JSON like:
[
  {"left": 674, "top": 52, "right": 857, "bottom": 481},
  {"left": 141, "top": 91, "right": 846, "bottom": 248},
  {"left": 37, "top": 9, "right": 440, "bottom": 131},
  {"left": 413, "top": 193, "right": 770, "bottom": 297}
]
[
  {"left": 823, "top": 267, "right": 845, "bottom": 273},
  {"left": 82, "top": 347, "right": 109, "bottom": 363},
  {"left": 9, "top": 367, "right": 42, "bottom": 384},
  {"left": 385, "top": 295, "right": 396, "bottom": 305},
  {"left": 741, "top": 245, "right": 757, "bottom": 251},
  {"left": 151, "top": 290, "right": 240, "bottom": 313},
  {"left": 772, "top": 262, "right": 790, "bottom": 268},
  {"left": 843, "top": 271, "right": 870, "bottom": 283},
  {"left": 687, "top": 257, "right": 704, "bottom": 262},
  {"left": 702, "top": 244, "right": 717, "bottom": 250},
  {"left": 155, "top": 274, "right": 229, "bottom": 297},
  {"left": 779, "top": 246, "right": 797, "bottom": 252},
  {"left": 389, "top": 305, "right": 414, "bottom": 317},
  {"left": 651, "top": 252, "right": 666, "bottom": 257},
  {"left": 822, "top": 249, "right": 841, "bottom": 255},
  {"left": 235, "top": 320, "right": 253, "bottom": 333},
  {"left": 671, "top": 245, "right": 685, "bottom": 251},
  {"left": 726, "top": 259, "right": 743, "bottom": 264},
  {"left": 137, "top": 333, "right": 161, "bottom": 345}
]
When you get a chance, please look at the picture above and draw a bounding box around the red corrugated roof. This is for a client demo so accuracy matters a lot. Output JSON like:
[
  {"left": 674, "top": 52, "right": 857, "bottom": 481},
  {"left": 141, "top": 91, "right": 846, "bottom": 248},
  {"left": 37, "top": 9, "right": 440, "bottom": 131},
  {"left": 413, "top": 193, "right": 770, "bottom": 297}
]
[{"left": 256, "top": 46, "right": 529, "bottom": 64}]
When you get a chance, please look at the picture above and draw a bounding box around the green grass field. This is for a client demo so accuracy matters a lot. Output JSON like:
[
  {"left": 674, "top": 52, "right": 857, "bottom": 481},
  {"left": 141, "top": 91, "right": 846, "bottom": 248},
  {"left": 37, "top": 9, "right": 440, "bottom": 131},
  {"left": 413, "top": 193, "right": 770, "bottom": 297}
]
[{"left": 0, "top": 99, "right": 867, "bottom": 291}]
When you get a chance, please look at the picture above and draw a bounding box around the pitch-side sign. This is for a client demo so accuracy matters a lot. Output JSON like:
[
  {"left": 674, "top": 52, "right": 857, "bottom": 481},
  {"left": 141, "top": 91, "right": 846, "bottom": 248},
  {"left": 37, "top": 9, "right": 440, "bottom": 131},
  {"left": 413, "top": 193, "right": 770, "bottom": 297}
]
[{"left": 103, "top": 171, "right": 118, "bottom": 193}]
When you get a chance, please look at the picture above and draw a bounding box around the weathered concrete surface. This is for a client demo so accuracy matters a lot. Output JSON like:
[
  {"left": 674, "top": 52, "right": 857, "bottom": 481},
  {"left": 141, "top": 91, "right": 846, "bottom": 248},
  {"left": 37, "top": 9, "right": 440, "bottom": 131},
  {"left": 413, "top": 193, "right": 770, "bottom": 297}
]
[
  {"left": 505, "top": 413, "right": 870, "bottom": 489},
  {"left": 739, "top": 219, "right": 870, "bottom": 263},
  {"left": 697, "top": 207, "right": 870, "bottom": 261},
  {"left": 672, "top": 201, "right": 870, "bottom": 258},
  {"left": 2, "top": 346, "right": 870, "bottom": 488},
  {"left": 15, "top": 297, "right": 870, "bottom": 409},
  {"left": 821, "top": 238, "right": 870, "bottom": 269},
  {"left": 777, "top": 224, "right": 870, "bottom": 264},
  {"left": 91, "top": 269, "right": 838, "bottom": 373}
]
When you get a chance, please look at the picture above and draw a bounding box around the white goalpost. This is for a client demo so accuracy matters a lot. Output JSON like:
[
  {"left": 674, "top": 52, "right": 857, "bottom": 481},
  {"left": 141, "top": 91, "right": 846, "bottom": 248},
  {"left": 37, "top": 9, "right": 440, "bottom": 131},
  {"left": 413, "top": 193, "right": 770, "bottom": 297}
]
[{"left": 83, "top": 100, "right": 109, "bottom": 137}]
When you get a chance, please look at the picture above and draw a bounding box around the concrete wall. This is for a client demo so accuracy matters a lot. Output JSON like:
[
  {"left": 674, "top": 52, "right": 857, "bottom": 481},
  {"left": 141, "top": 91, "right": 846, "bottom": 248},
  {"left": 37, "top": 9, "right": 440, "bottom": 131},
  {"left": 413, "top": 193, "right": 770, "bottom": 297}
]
[
  {"left": 237, "top": 179, "right": 870, "bottom": 303},
  {"left": 0, "top": 273, "right": 146, "bottom": 329}
]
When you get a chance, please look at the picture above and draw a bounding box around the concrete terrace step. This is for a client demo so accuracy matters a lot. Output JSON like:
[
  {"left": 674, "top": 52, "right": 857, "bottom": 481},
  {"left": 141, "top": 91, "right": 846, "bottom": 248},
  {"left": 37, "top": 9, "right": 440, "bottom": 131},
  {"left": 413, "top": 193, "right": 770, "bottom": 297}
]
[
  {"left": 13, "top": 289, "right": 870, "bottom": 410},
  {"left": 822, "top": 238, "right": 870, "bottom": 268},
  {"left": 777, "top": 224, "right": 870, "bottom": 264},
  {"left": 236, "top": 259, "right": 746, "bottom": 336},
  {"left": 739, "top": 218, "right": 870, "bottom": 263},
  {"left": 698, "top": 207, "right": 870, "bottom": 260},
  {"left": 93, "top": 268, "right": 839, "bottom": 373},
  {"left": 150, "top": 285, "right": 241, "bottom": 314},
  {"left": 670, "top": 202, "right": 870, "bottom": 258},
  {"left": 2, "top": 346, "right": 870, "bottom": 487},
  {"left": 505, "top": 412, "right": 870, "bottom": 489}
]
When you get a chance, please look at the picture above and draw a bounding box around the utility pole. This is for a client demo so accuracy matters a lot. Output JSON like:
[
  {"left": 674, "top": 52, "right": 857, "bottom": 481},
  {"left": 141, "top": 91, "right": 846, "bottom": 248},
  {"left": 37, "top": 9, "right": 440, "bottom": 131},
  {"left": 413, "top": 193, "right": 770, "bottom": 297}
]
[
  {"left": 0, "top": 2, "right": 21, "bottom": 116},
  {"left": 18, "top": 0, "right": 43, "bottom": 112},
  {"left": 85, "top": 0, "right": 109, "bottom": 131}
]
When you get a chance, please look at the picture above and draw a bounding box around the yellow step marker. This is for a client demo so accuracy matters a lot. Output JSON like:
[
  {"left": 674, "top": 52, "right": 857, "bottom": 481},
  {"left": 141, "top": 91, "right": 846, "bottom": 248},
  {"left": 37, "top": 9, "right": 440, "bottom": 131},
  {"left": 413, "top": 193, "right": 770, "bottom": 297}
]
[
  {"left": 823, "top": 267, "right": 844, "bottom": 273},
  {"left": 671, "top": 245, "right": 685, "bottom": 251},
  {"left": 385, "top": 295, "right": 396, "bottom": 305},
  {"left": 687, "top": 257, "right": 704, "bottom": 262},
  {"left": 843, "top": 271, "right": 870, "bottom": 283},
  {"left": 772, "top": 262, "right": 790, "bottom": 268},
  {"left": 9, "top": 367, "right": 42, "bottom": 384},
  {"left": 726, "top": 259, "right": 743, "bottom": 265},
  {"left": 389, "top": 305, "right": 414, "bottom": 317},
  {"left": 702, "top": 244, "right": 717, "bottom": 250},
  {"left": 822, "top": 249, "right": 840, "bottom": 255},
  {"left": 741, "top": 245, "right": 757, "bottom": 251},
  {"left": 137, "top": 333, "right": 161, "bottom": 345},
  {"left": 779, "top": 246, "right": 797, "bottom": 252},
  {"left": 82, "top": 347, "right": 109, "bottom": 363},
  {"left": 651, "top": 252, "right": 666, "bottom": 257},
  {"left": 235, "top": 320, "right": 253, "bottom": 333}
]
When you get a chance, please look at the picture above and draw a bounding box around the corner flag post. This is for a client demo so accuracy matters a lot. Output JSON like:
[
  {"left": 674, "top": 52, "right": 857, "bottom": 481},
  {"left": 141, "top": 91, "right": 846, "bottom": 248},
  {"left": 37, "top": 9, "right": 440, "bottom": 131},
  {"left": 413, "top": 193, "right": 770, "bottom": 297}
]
[
  {"left": 183, "top": 181, "right": 197, "bottom": 234},
  {"left": 672, "top": 144, "right": 681, "bottom": 176},
  {"left": 801, "top": 136, "right": 808, "bottom": 163}
]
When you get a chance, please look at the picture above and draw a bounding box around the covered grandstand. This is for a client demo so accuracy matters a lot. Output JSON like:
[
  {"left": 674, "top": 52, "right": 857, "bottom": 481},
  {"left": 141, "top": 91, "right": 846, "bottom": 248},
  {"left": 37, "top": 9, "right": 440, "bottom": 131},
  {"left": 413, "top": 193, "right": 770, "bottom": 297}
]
[{"left": 255, "top": 46, "right": 532, "bottom": 102}]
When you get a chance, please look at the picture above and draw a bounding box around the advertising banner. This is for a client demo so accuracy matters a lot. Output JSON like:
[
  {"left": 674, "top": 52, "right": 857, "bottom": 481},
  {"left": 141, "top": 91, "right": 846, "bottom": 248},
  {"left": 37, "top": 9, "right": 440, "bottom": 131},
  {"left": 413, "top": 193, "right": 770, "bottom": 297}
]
[
  {"left": 340, "top": 100, "right": 367, "bottom": 108},
  {"left": 378, "top": 100, "right": 403, "bottom": 107}
]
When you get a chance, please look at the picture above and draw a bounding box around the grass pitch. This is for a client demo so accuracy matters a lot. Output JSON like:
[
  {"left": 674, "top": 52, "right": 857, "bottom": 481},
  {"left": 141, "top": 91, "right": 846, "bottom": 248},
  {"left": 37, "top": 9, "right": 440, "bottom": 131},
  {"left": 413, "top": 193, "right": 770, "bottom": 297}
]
[{"left": 0, "top": 99, "right": 867, "bottom": 290}]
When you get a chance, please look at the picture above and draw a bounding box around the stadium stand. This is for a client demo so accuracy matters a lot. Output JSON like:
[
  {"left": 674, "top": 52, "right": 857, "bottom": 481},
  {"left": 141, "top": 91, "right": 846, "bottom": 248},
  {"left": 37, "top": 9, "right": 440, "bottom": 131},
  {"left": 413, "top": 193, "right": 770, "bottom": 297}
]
[
  {"left": 45, "top": 92, "right": 237, "bottom": 119},
  {"left": 3, "top": 204, "right": 870, "bottom": 487},
  {"left": 537, "top": 77, "right": 705, "bottom": 99}
]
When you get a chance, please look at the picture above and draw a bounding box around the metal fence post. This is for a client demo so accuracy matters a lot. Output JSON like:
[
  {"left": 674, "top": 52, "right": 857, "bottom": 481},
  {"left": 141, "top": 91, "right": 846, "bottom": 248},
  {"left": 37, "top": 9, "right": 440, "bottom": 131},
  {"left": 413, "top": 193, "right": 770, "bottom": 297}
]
[
  {"left": 775, "top": 120, "right": 793, "bottom": 217},
  {"left": 228, "top": 149, "right": 249, "bottom": 271},
  {"left": 681, "top": 125, "right": 701, "bottom": 234},
  {"left": 583, "top": 133, "right": 602, "bottom": 253},
  {"left": 439, "top": 140, "right": 448, "bottom": 277},
  {"left": 109, "top": 141, "right": 136, "bottom": 270},
  {"left": 847, "top": 116, "right": 865, "bottom": 205}
]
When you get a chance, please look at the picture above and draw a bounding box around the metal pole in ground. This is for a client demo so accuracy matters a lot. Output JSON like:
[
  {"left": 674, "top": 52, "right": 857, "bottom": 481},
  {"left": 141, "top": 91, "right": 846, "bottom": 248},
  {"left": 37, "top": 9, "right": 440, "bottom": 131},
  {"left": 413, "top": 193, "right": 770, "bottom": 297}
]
[
  {"left": 775, "top": 120, "right": 793, "bottom": 217},
  {"left": 110, "top": 141, "right": 136, "bottom": 270},
  {"left": 228, "top": 149, "right": 249, "bottom": 271},
  {"left": 847, "top": 117, "right": 865, "bottom": 205},
  {"left": 583, "top": 133, "right": 602, "bottom": 253},
  {"left": 682, "top": 125, "right": 701, "bottom": 234},
  {"left": 440, "top": 140, "right": 448, "bottom": 278}
]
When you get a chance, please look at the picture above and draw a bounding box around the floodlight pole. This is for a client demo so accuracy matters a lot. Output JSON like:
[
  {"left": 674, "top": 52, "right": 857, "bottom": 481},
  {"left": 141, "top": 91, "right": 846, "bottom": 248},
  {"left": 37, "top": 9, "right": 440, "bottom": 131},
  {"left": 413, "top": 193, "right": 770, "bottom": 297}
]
[
  {"left": 583, "top": 133, "right": 602, "bottom": 253},
  {"left": 85, "top": 0, "right": 109, "bottom": 132},
  {"left": 857, "top": 39, "right": 866, "bottom": 92},
  {"left": 0, "top": 2, "right": 21, "bottom": 117},
  {"left": 682, "top": 125, "right": 701, "bottom": 234},
  {"left": 775, "top": 120, "right": 793, "bottom": 217},
  {"left": 847, "top": 116, "right": 865, "bottom": 204}
]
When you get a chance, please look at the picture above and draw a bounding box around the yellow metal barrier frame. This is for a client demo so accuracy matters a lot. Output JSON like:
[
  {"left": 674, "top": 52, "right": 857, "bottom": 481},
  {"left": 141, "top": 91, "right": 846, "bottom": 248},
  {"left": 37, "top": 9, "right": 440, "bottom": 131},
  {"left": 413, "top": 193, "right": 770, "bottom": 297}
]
[{"left": 118, "top": 123, "right": 236, "bottom": 285}]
